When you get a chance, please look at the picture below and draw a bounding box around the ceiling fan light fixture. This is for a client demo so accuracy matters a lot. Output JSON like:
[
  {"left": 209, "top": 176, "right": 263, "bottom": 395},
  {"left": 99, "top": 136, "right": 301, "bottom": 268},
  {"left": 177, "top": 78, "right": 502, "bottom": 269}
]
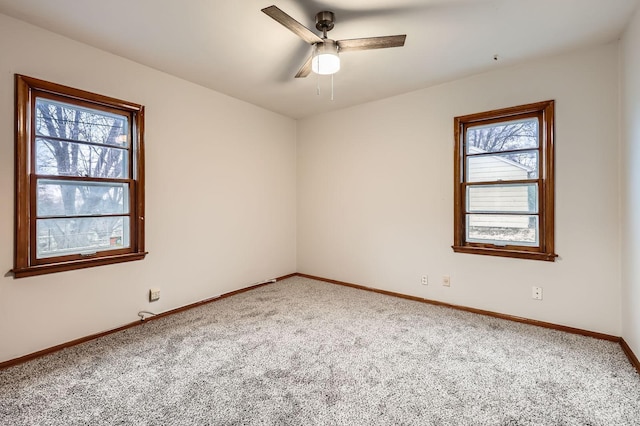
[{"left": 312, "top": 40, "right": 340, "bottom": 75}]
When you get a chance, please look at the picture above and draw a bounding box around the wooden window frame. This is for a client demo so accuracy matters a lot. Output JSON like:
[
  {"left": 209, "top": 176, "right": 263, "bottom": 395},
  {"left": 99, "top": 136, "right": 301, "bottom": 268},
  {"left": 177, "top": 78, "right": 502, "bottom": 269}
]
[
  {"left": 12, "top": 75, "right": 147, "bottom": 278},
  {"left": 452, "top": 100, "right": 556, "bottom": 261}
]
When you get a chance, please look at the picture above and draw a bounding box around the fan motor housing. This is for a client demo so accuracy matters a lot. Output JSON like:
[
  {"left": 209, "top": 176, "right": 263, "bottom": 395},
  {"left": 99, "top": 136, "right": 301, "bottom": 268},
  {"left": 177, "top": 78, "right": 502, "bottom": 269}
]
[{"left": 315, "top": 11, "right": 335, "bottom": 32}]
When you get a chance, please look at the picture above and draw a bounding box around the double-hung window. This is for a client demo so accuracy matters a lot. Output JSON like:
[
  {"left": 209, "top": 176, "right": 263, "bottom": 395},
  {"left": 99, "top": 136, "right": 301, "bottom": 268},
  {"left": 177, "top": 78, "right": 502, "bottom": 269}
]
[
  {"left": 13, "top": 75, "right": 146, "bottom": 278},
  {"left": 453, "top": 100, "right": 556, "bottom": 261}
]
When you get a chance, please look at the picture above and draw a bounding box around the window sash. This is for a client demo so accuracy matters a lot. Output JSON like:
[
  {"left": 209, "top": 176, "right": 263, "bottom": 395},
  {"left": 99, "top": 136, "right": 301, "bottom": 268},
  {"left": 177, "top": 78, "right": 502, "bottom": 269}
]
[
  {"left": 36, "top": 216, "right": 131, "bottom": 259},
  {"left": 29, "top": 93, "right": 136, "bottom": 263},
  {"left": 36, "top": 178, "right": 132, "bottom": 218},
  {"left": 35, "top": 138, "right": 130, "bottom": 179},
  {"left": 461, "top": 122, "right": 543, "bottom": 249},
  {"left": 465, "top": 151, "right": 539, "bottom": 183},
  {"left": 465, "top": 116, "right": 540, "bottom": 154},
  {"left": 465, "top": 214, "right": 539, "bottom": 247},
  {"left": 465, "top": 183, "right": 539, "bottom": 215},
  {"left": 34, "top": 97, "right": 130, "bottom": 148}
]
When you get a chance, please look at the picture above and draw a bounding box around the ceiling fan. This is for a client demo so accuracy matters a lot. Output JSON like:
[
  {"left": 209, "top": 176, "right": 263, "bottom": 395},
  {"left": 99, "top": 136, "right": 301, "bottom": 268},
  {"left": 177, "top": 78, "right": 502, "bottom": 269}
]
[{"left": 262, "top": 5, "right": 407, "bottom": 78}]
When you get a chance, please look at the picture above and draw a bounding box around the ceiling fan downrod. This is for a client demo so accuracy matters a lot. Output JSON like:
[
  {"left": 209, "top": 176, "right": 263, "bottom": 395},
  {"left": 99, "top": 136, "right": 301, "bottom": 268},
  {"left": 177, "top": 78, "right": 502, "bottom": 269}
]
[{"left": 315, "top": 11, "right": 335, "bottom": 39}]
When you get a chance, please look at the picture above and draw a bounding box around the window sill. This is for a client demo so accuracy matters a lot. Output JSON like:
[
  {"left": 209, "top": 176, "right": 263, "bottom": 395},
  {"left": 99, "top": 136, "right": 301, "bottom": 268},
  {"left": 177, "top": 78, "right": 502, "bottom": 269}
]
[
  {"left": 11, "top": 252, "right": 148, "bottom": 278},
  {"left": 452, "top": 245, "right": 557, "bottom": 262}
]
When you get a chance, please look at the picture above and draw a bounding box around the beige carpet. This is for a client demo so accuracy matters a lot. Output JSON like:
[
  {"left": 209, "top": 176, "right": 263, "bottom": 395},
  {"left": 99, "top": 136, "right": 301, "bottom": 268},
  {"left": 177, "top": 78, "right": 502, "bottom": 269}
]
[{"left": 1, "top": 276, "right": 639, "bottom": 425}]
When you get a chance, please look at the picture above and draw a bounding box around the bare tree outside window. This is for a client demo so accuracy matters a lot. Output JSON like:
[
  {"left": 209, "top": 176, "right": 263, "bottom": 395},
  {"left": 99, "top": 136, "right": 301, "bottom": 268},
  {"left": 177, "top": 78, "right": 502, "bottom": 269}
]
[{"left": 35, "top": 99, "right": 130, "bottom": 258}]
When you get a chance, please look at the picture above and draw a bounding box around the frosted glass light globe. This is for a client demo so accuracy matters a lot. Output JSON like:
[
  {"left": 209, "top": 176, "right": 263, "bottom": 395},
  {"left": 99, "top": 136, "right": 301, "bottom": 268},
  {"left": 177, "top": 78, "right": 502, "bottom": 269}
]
[{"left": 312, "top": 41, "right": 340, "bottom": 75}]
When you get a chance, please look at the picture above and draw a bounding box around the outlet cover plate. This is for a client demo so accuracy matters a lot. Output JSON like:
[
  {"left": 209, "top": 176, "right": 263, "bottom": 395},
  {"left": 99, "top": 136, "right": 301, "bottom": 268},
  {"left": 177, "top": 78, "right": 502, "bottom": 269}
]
[
  {"left": 532, "top": 286, "right": 543, "bottom": 300},
  {"left": 149, "top": 288, "right": 160, "bottom": 302},
  {"left": 442, "top": 275, "right": 451, "bottom": 287}
]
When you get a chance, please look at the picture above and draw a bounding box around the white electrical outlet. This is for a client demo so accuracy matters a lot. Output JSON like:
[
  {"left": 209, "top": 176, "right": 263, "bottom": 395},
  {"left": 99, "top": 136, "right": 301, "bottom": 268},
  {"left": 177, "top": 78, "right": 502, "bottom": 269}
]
[
  {"left": 149, "top": 288, "right": 160, "bottom": 302},
  {"left": 532, "top": 286, "right": 543, "bottom": 300},
  {"left": 442, "top": 275, "right": 450, "bottom": 287},
  {"left": 421, "top": 275, "right": 428, "bottom": 285}
]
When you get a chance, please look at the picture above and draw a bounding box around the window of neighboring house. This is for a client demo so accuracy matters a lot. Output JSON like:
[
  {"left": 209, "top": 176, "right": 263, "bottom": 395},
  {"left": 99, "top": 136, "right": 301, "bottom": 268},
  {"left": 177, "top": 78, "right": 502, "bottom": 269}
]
[
  {"left": 452, "top": 100, "right": 556, "bottom": 261},
  {"left": 12, "top": 75, "right": 146, "bottom": 278}
]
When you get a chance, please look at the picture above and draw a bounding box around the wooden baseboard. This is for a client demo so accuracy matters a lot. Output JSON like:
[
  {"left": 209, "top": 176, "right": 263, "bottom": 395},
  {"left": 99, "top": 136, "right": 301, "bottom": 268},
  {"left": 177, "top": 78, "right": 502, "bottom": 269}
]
[
  {"left": 297, "top": 272, "right": 640, "bottom": 374},
  {"left": 3, "top": 271, "right": 638, "bottom": 376},
  {"left": 620, "top": 338, "right": 640, "bottom": 375},
  {"left": 0, "top": 273, "right": 295, "bottom": 369},
  {"left": 0, "top": 320, "right": 143, "bottom": 371},
  {"left": 296, "top": 273, "right": 620, "bottom": 342}
]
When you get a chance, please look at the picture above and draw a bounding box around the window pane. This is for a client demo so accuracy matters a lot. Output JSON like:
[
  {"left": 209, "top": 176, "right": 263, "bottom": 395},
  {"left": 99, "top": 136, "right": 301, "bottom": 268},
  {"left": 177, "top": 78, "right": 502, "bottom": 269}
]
[
  {"left": 466, "top": 118, "right": 538, "bottom": 153},
  {"left": 35, "top": 98, "right": 129, "bottom": 147},
  {"left": 467, "top": 151, "right": 538, "bottom": 182},
  {"left": 467, "top": 184, "right": 538, "bottom": 214},
  {"left": 36, "top": 216, "right": 130, "bottom": 259},
  {"left": 36, "top": 138, "right": 128, "bottom": 178},
  {"left": 37, "top": 180, "right": 130, "bottom": 217},
  {"left": 466, "top": 214, "right": 538, "bottom": 246}
]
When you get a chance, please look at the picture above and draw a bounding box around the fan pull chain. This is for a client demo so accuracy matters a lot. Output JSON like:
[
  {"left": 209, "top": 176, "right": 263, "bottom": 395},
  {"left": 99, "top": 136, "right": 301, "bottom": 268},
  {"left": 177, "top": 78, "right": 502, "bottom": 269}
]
[
  {"left": 317, "top": 70, "right": 320, "bottom": 96},
  {"left": 331, "top": 74, "right": 334, "bottom": 101}
]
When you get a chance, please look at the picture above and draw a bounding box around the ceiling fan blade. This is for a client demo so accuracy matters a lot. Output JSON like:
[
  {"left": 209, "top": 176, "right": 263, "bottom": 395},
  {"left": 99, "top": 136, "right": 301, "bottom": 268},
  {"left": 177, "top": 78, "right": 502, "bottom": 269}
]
[
  {"left": 262, "top": 5, "right": 323, "bottom": 45},
  {"left": 337, "top": 35, "right": 407, "bottom": 52},
  {"left": 295, "top": 55, "right": 313, "bottom": 78}
]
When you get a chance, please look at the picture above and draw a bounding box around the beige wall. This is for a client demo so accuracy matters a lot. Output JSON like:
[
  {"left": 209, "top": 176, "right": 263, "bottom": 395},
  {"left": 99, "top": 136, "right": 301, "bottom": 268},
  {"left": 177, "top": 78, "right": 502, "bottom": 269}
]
[
  {"left": 0, "top": 14, "right": 297, "bottom": 363},
  {"left": 298, "top": 43, "right": 622, "bottom": 335},
  {"left": 621, "top": 8, "right": 640, "bottom": 359}
]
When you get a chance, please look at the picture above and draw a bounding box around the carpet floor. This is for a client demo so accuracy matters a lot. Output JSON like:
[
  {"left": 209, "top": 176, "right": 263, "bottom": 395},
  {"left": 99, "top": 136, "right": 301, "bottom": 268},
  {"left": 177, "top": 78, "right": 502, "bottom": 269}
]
[{"left": 1, "top": 276, "right": 639, "bottom": 425}]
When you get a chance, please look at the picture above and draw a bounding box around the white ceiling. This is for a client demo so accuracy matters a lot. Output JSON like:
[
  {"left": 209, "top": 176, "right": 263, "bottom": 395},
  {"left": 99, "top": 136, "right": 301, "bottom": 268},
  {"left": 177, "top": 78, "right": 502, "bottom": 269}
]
[{"left": 0, "top": 0, "right": 638, "bottom": 119}]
